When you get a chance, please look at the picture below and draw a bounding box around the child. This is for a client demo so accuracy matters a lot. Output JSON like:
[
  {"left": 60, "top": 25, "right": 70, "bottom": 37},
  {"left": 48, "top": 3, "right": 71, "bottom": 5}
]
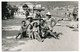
[
  {"left": 16, "top": 20, "right": 27, "bottom": 39},
  {"left": 32, "top": 22, "right": 43, "bottom": 42},
  {"left": 26, "top": 17, "right": 33, "bottom": 39},
  {"left": 26, "top": 23, "right": 33, "bottom": 39}
]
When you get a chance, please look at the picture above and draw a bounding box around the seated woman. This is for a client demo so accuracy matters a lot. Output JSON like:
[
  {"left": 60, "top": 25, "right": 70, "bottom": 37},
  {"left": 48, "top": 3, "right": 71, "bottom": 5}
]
[{"left": 32, "top": 22, "right": 43, "bottom": 42}]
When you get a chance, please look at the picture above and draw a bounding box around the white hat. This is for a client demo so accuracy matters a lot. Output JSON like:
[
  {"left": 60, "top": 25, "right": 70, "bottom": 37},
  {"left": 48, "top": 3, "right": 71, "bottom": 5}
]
[
  {"left": 27, "top": 15, "right": 33, "bottom": 17},
  {"left": 35, "top": 4, "right": 42, "bottom": 9},
  {"left": 46, "top": 12, "right": 51, "bottom": 15}
]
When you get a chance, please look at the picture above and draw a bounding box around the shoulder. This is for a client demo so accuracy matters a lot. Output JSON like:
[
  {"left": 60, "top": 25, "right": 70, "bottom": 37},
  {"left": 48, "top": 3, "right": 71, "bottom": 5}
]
[
  {"left": 21, "top": 25, "right": 23, "bottom": 29},
  {"left": 51, "top": 17, "right": 55, "bottom": 20}
]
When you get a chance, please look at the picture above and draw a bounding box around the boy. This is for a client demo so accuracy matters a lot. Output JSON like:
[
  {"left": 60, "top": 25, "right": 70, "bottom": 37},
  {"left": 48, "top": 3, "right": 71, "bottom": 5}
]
[{"left": 16, "top": 20, "right": 27, "bottom": 39}]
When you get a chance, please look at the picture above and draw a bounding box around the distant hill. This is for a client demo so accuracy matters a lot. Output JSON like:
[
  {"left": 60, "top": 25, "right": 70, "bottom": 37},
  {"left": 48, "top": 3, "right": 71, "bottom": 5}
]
[
  {"left": 32, "top": 1, "right": 78, "bottom": 9},
  {"left": 6, "top": 1, "right": 78, "bottom": 18},
  {"left": 7, "top": 1, "right": 78, "bottom": 9}
]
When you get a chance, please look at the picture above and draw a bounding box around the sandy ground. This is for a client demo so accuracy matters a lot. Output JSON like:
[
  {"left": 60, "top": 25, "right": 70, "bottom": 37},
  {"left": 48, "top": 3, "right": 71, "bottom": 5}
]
[{"left": 2, "top": 18, "right": 78, "bottom": 51}]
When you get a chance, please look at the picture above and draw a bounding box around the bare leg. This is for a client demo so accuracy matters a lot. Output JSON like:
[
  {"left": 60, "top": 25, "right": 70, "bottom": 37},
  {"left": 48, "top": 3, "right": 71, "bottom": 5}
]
[
  {"left": 16, "top": 33, "right": 21, "bottom": 39},
  {"left": 48, "top": 30, "right": 59, "bottom": 39},
  {"left": 36, "top": 32, "right": 44, "bottom": 42},
  {"left": 31, "top": 33, "right": 33, "bottom": 39},
  {"left": 29, "top": 34, "right": 31, "bottom": 39}
]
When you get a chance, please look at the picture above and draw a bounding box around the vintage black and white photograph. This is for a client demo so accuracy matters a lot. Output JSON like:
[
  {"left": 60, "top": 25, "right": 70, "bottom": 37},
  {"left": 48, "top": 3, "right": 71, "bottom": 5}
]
[{"left": 2, "top": 1, "right": 79, "bottom": 51}]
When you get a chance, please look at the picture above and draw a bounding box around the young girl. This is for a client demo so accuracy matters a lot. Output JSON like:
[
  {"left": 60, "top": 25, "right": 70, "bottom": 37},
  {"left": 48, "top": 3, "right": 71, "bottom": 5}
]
[
  {"left": 26, "top": 23, "right": 33, "bottom": 39},
  {"left": 32, "top": 22, "right": 43, "bottom": 42}
]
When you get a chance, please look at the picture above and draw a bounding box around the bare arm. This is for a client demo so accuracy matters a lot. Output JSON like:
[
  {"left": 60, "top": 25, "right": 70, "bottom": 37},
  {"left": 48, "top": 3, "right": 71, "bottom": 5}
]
[{"left": 51, "top": 18, "right": 57, "bottom": 27}]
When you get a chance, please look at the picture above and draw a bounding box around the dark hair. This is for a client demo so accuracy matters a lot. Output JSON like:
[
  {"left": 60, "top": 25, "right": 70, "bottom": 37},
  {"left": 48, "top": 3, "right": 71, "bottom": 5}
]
[
  {"left": 21, "top": 20, "right": 26, "bottom": 23},
  {"left": 41, "top": 20, "right": 45, "bottom": 22},
  {"left": 26, "top": 17, "right": 33, "bottom": 22},
  {"left": 25, "top": 11, "right": 29, "bottom": 17},
  {"left": 33, "top": 22, "right": 38, "bottom": 26},
  {"left": 26, "top": 17, "right": 33, "bottom": 20},
  {"left": 46, "top": 15, "right": 51, "bottom": 18},
  {"left": 23, "top": 4, "right": 29, "bottom": 8},
  {"left": 46, "top": 14, "right": 51, "bottom": 16},
  {"left": 28, "top": 24, "right": 33, "bottom": 29}
]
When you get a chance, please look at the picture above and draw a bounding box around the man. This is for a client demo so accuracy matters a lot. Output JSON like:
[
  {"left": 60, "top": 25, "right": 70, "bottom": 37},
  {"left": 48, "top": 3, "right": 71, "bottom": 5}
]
[
  {"left": 44, "top": 12, "right": 59, "bottom": 39},
  {"left": 45, "top": 12, "right": 56, "bottom": 32}
]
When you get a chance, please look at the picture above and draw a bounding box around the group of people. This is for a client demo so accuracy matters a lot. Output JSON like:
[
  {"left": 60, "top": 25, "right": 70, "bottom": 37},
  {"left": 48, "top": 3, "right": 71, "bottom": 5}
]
[{"left": 16, "top": 4, "right": 62, "bottom": 42}]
